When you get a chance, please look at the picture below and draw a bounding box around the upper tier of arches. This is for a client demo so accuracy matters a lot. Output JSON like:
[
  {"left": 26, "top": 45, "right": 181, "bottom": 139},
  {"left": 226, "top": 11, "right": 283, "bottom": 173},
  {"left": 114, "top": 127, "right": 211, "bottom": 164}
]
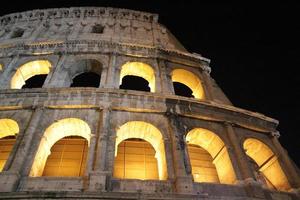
[{"left": 4, "top": 59, "right": 207, "bottom": 101}]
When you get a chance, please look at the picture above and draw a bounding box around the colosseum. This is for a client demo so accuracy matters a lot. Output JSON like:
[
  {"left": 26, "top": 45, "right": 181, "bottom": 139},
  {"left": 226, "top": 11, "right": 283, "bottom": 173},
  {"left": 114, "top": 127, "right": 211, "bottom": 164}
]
[{"left": 0, "top": 7, "right": 299, "bottom": 200}]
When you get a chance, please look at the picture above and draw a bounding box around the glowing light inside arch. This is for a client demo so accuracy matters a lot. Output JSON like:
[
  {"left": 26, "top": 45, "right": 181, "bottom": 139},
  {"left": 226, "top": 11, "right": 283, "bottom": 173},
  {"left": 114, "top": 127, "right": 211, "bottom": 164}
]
[
  {"left": 11, "top": 60, "right": 52, "bottom": 89},
  {"left": 0, "top": 119, "right": 19, "bottom": 139},
  {"left": 29, "top": 118, "right": 91, "bottom": 177},
  {"left": 120, "top": 62, "right": 155, "bottom": 92},
  {"left": 115, "top": 121, "right": 167, "bottom": 180},
  {"left": 244, "top": 138, "right": 291, "bottom": 191},
  {"left": 186, "top": 128, "right": 236, "bottom": 184},
  {"left": 0, "top": 119, "right": 19, "bottom": 171},
  {"left": 0, "top": 64, "right": 3, "bottom": 71},
  {"left": 172, "top": 69, "right": 205, "bottom": 99}
]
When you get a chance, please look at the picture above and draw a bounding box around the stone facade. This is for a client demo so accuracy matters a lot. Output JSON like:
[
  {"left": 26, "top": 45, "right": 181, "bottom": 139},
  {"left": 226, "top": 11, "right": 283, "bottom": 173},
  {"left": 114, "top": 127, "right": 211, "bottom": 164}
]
[{"left": 0, "top": 7, "right": 299, "bottom": 200}]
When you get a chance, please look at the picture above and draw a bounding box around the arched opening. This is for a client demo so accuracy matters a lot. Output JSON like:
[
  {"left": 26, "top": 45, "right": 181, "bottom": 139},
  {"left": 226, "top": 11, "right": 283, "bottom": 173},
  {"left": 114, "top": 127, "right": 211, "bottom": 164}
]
[
  {"left": 22, "top": 74, "right": 48, "bottom": 88},
  {"left": 187, "top": 144, "right": 219, "bottom": 183},
  {"left": 0, "top": 119, "right": 19, "bottom": 171},
  {"left": 243, "top": 138, "right": 291, "bottom": 191},
  {"left": 114, "top": 138, "right": 159, "bottom": 180},
  {"left": 70, "top": 72, "right": 100, "bottom": 87},
  {"left": 42, "top": 136, "right": 88, "bottom": 177},
  {"left": 119, "top": 75, "right": 151, "bottom": 92},
  {"left": 173, "top": 82, "right": 194, "bottom": 98},
  {"left": 171, "top": 69, "right": 205, "bottom": 99},
  {"left": 11, "top": 60, "right": 52, "bottom": 89},
  {"left": 186, "top": 128, "right": 236, "bottom": 184},
  {"left": 29, "top": 118, "right": 91, "bottom": 177},
  {"left": 114, "top": 121, "right": 167, "bottom": 180},
  {"left": 69, "top": 59, "right": 102, "bottom": 88},
  {"left": 119, "top": 62, "right": 155, "bottom": 92}
]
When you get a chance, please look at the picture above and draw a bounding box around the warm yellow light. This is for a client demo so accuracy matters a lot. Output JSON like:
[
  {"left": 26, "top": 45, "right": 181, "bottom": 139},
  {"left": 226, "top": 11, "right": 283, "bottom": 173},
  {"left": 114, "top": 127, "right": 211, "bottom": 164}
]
[
  {"left": 115, "top": 121, "right": 167, "bottom": 180},
  {"left": 29, "top": 118, "right": 91, "bottom": 177},
  {"left": 244, "top": 138, "right": 291, "bottom": 191},
  {"left": 11, "top": 60, "right": 52, "bottom": 89},
  {"left": 0, "top": 64, "right": 3, "bottom": 71},
  {"left": 120, "top": 62, "right": 155, "bottom": 92},
  {"left": 186, "top": 128, "right": 236, "bottom": 184},
  {"left": 0, "top": 119, "right": 19, "bottom": 139},
  {"left": 0, "top": 119, "right": 19, "bottom": 172},
  {"left": 172, "top": 69, "right": 205, "bottom": 99},
  {"left": 114, "top": 139, "right": 159, "bottom": 180}
]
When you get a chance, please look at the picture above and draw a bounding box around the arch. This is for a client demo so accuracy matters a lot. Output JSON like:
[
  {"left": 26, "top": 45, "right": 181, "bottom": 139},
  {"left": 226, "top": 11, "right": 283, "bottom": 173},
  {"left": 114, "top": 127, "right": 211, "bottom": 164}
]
[
  {"left": 115, "top": 121, "right": 167, "bottom": 180},
  {"left": 29, "top": 118, "right": 91, "bottom": 177},
  {"left": 69, "top": 59, "right": 102, "bottom": 87},
  {"left": 244, "top": 138, "right": 291, "bottom": 191},
  {"left": 70, "top": 72, "right": 100, "bottom": 87},
  {"left": 42, "top": 136, "right": 88, "bottom": 177},
  {"left": 186, "top": 128, "right": 236, "bottom": 184},
  {"left": 171, "top": 69, "right": 205, "bottom": 99},
  {"left": 119, "top": 62, "right": 155, "bottom": 92},
  {"left": 11, "top": 60, "right": 52, "bottom": 89},
  {"left": 114, "top": 139, "right": 159, "bottom": 180},
  {"left": 0, "top": 119, "right": 19, "bottom": 171}
]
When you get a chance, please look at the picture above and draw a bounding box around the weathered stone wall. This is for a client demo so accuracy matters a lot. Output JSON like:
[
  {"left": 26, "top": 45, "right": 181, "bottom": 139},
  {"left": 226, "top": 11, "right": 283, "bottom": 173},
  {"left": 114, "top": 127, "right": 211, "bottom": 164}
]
[{"left": 0, "top": 7, "right": 299, "bottom": 200}]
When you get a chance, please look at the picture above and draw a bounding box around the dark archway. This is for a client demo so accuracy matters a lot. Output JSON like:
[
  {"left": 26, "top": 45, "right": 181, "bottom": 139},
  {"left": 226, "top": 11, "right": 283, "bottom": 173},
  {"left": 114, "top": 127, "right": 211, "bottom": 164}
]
[
  {"left": 119, "top": 75, "right": 150, "bottom": 92},
  {"left": 22, "top": 74, "right": 48, "bottom": 89},
  {"left": 70, "top": 72, "right": 100, "bottom": 87},
  {"left": 173, "top": 82, "right": 194, "bottom": 98}
]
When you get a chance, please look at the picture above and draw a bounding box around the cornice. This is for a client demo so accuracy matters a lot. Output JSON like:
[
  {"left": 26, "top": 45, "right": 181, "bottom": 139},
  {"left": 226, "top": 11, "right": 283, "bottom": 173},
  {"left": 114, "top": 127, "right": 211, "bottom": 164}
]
[{"left": 0, "top": 7, "right": 159, "bottom": 26}]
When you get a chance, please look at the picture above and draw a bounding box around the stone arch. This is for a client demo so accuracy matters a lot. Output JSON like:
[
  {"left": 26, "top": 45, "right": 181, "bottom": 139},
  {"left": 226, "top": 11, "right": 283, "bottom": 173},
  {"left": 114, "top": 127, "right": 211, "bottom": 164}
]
[
  {"left": 243, "top": 138, "right": 291, "bottom": 191},
  {"left": 69, "top": 59, "right": 102, "bottom": 87},
  {"left": 29, "top": 118, "right": 91, "bottom": 177},
  {"left": 0, "top": 119, "right": 19, "bottom": 171},
  {"left": 186, "top": 128, "right": 236, "bottom": 184},
  {"left": 119, "top": 62, "right": 155, "bottom": 92},
  {"left": 11, "top": 60, "right": 52, "bottom": 89},
  {"left": 115, "top": 121, "right": 167, "bottom": 180},
  {"left": 171, "top": 69, "right": 205, "bottom": 99}
]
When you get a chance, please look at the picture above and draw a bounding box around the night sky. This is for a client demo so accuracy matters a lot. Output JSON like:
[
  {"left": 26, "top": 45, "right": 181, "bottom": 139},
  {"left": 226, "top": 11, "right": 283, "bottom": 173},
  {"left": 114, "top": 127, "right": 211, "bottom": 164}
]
[{"left": 1, "top": 2, "right": 299, "bottom": 166}]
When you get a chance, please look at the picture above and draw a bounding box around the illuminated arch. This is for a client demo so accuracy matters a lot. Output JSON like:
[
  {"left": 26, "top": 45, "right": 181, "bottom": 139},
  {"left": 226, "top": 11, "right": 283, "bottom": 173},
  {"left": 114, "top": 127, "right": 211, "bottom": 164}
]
[
  {"left": 0, "top": 119, "right": 19, "bottom": 171},
  {"left": 119, "top": 62, "right": 155, "bottom": 92},
  {"left": 171, "top": 69, "right": 205, "bottom": 99},
  {"left": 11, "top": 60, "right": 52, "bottom": 89},
  {"left": 115, "top": 121, "right": 167, "bottom": 180},
  {"left": 244, "top": 138, "right": 291, "bottom": 191},
  {"left": 29, "top": 118, "right": 91, "bottom": 177},
  {"left": 186, "top": 128, "right": 236, "bottom": 184}
]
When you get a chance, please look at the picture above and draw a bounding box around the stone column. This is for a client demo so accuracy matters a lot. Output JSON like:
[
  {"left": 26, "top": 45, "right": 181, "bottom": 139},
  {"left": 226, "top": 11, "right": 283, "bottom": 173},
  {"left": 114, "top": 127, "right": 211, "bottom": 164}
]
[
  {"left": 224, "top": 123, "right": 256, "bottom": 182},
  {"left": 200, "top": 71, "right": 213, "bottom": 101},
  {"left": 271, "top": 133, "right": 300, "bottom": 190},
  {"left": 0, "top": 107, "right": 44, "bottom": 192},
  {"left": 157, "top": 59, "right": 173, "bottom": 95},
  {"left": 46, "top": 55, "right": 68, "bottom": 88},
  {"left": 225, "top": 123, "right": 265, "bottom": 198},
  {"left": 0, "top": 55, "right": 19, "bottom": 89},
  {"left": 88, "top": 108, "right": 111, "bottom": 192},
  {"left": 166, "top": 111, "right": 194, "bottom": 194},
  {"left": 105, "top": 53, "right": 118, "bottom": 89}
]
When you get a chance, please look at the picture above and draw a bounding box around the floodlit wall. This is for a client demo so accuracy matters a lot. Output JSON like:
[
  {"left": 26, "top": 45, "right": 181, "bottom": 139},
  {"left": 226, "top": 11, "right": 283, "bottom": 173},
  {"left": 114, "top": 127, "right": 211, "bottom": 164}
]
[
  {"left": 244, "top": 138, "right": 291, "bottom": 191},
  {"left": 29, "top": 118, "right": 91, "bottom": 177},
  {"left": 119, "top": 62, "right": 155, "bottom": 92},
  {"left": 186, "top": 128, "right": 236, "bottom": 184},
  {"left": 10, "top": 60, "right": 52, "bottom": 89},
  {"left": 115, "top": 121, "right": 167, "bottom": 180},
  {"left": 171, "top": 69, "right": 205, "bottom": 99}
]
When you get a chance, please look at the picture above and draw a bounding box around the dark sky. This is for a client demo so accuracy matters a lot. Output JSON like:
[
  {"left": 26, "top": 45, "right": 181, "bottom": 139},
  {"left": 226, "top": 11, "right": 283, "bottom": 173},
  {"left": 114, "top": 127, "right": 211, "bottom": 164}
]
[{"left": 0, "top": 2, "right": 299, "bottom": 166}]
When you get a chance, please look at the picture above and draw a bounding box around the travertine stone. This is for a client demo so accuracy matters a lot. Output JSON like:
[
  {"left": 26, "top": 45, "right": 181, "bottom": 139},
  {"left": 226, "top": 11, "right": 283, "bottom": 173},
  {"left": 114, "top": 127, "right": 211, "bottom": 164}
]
[{"left": 0, "top": 7, "right": 299, "bottom": 200}]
